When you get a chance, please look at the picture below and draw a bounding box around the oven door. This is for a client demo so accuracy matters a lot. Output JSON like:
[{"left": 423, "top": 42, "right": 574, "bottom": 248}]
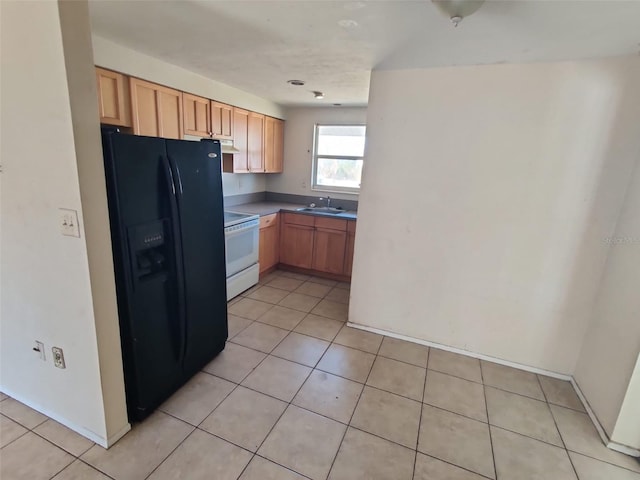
[{"left": 224, "top": 220, "right": 259, "bottom": 278}]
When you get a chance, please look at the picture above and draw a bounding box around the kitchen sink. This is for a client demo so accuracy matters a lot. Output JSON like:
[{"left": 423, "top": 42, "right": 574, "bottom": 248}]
[{"left": 296, "top": 207, "right": 345, "bottom": 215}]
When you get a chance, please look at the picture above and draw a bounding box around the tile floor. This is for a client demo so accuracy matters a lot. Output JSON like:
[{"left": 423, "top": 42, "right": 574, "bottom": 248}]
[{"left": 1, "top": 269, "right": 639, "bottom": 479}]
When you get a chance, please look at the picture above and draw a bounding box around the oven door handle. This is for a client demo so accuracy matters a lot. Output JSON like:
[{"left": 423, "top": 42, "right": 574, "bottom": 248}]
[{"left": 224, "top": 221, "right": 259, "bottom": 238}]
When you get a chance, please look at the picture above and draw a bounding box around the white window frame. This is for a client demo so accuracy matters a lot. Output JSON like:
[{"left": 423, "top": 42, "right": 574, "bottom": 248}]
[{"left": 311, "top": 123, "right": 366, "bottom": 195}]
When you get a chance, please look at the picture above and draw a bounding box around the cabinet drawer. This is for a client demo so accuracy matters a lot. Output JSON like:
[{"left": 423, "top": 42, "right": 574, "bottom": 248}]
[
  {"left": 282, "top": 212, "right": 315, "bottom": 227},
  {"left": 315, "top": 217, "right": 347, "bottom": 231},
  {"left": 347, "top": 220, "right": 356, "bottom": 234},
  {"left": 260, "top": 213, "right": 278, "bottom": 229}
]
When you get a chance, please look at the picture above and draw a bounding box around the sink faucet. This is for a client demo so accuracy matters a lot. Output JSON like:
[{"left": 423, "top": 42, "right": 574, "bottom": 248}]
[{"left": 319, "top": 196, "right": 331, "bottom": 208}]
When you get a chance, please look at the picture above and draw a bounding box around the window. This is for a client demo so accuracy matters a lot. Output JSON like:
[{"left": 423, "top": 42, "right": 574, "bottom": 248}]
[{"left": 312, "top": 124, "right": 366, "bottom": 193}]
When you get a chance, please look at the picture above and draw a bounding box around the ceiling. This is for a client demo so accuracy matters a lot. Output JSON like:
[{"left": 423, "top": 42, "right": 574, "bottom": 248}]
[{"left": 88, "top": 0, "right": 640, "bottom": 107}]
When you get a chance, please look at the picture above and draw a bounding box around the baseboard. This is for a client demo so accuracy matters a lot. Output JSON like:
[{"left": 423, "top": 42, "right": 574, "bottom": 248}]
[
  {"left": 348, "top": 322, "right": 640, "bottom": 458},
  {"left": 0, "top": 386, "right": 130, "bottom": 448},
  {"left": 346, "top": 322, "right": 572, "bottom": 380}
]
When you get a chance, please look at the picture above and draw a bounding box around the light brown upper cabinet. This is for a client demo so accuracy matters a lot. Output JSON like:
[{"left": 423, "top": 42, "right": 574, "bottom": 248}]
[
  {"left": 130, "top": 78, "right": 183, "bottom": 139},
  {"left": 229, "top": 108, "right": 250, "bottom": 173},
  {"left": 248, "top": 112, "right": 265, "bottom": 172},
  {"left": 211, "top": 101, "right": 233, "bottom": 140},
  {"left": 95, "top": 67, "right": 131, "bottom": 127},
  {"left": 264, "top": 117, "right": 284, "bottom": 173},
  {"left": 183, "top": 93, "right": 210, "bottom": 137}
]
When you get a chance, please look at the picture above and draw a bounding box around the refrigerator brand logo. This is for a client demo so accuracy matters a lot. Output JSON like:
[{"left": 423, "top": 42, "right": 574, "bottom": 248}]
[{"left": 208, "top": 153, "right": 218, "bottom": 158}]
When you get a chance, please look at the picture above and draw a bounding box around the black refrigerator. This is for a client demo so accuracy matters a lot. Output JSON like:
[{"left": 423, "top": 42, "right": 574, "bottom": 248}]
[{"left": 102, "top": 131, "right": 228, "bottom": 421}]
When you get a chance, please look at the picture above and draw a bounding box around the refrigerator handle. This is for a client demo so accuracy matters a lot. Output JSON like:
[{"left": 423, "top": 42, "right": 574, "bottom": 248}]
[{"left": 161, "top": 154, "right": 187, "bottom": 363}]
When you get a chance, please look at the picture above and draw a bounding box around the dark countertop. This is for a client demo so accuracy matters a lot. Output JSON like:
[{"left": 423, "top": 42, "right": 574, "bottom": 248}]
[{"left": 227, "top": 201, "right": 357, "bottom": 220}]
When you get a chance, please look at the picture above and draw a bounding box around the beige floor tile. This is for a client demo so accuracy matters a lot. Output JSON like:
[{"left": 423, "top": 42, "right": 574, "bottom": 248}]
[
  {"left": 52, "top": 460, "right": 111, "bottom": 480},
  {"left": 316, "top": 344, "right": 376, "bottom": 383},
  {"left": 160, "top": 372, "right": 235, "bottom": 425},
  {"left": 378, "top": 337, "right": 429, "bottom": 368},
  {"left": 227, "top": 315, "right": 253, "bottom": 339},
  {"left": 485, "top": 387, "right": 562, "bottom": 446},
  {"left": 1, "top": 392, "right": 9, "bottom": 401},
  {"left": 148, "top": 429, "right": 252, "bottom": 480},
  {"left": 328, "top": 427, "right": 415, "bottom": 480},
  {"left": 272, "top": 332, "right": 330, "bottom": 367},
  {"left": 538, "top": 376, "right": 585, "bottom": 412},
  {"left": 202, "top": 343, "right": 266, "bottom": 383},
  {"left": 414, "top": 453, "right": 487, "bottom": 480},
  {"left": 418, "top": 405, "right": 495, "bottom": 479},
  {"left": 231, "top": 322, "right": 289, "bottom": 353},
  {"left": 240, "top": 283, "right": 262, "bottom": 296},
  {"left": 324, "top": 287, "right": 350, "bottom": 304},
  {"left": 293, "top": 370, "right": 363, "bottom": 423},
  {"left": 333, "top": 326, "right": 383, "bottom": 354},
  {"left": 491, "top": 426, "right": 577, "bottom": 480},
  {"left": 227, "top": 296, "right": 242, "bottom": 306},
  {"left": 34, "top": 419, "right": 94, "bottom": 456},
  {"left": 0, "top": 414, "right": 28, "bottom": 447},
  {"left": 0, "top": 398, "right": 48, "bottom": 429},
  {"left": 257, "top": 305, "right": 307, "bottom": 330},
  {"left": 424, "top": 370, "right": 487, "bottom": 422},
  {"left": 307, "top": 276, "right": 338, "bottom": 287},
  {"left": 294, "top": 281, "right": 333, "bottom": 298},
  {"left": 279, "top": 292, "right": 322, "bottom": 312},
  {"left": 335, "top": 281, "right": 351, "bottom": 290},
  {"left": 267, "top": 276, "right": 305, "bottom": 291},
  {"left": 294, "top": 314, "right": 344, "bottom": 341},
  {"left": 278, "top": 271, "right": 311, "bottom": 282},
  {"left": 229, "top": 297, "right": 274, "bottom": 320},
  {"left": 259, "top": 271, "right": 281, "bottom": 285},
  {"left": 481, "top": 361, "right": 545, "bottom": 400},
  {"left": 259, "top": 405, "right": 346, "bottom": 480},
  {"left": 239, "top": 456, "right": 307, "bottom": 480},
  {"left": 0, "top": 432, "right": 74, "bottom": 480},
  {"left": 81, "top": 411, "right": 193, "bottom": 480},
  {"left": 569, "top": 451, "right": 640, "bottom": 480},
  {"left": 550, "top": 405, "right": 640, "bottom": 472},
  {"left": 310, "top": 299, "right": 349, "bottom": 321},
  {"left": 241, "top": 356, "right": 311, "bottom": 402},
  {"left": 428, "top": 349, "right": 482, "bottom": 383},
  {"left": 200, "top": 386, "right": 287, "bottom": 452},
  {"left": 247, "top": 285, "right": 290, "bottom": 304},
  {"left": 366, "top": 356, "right": 426, "bottom": 401},
  {"left": 351, "top": 386, "right": 422, "bottom": 448}
]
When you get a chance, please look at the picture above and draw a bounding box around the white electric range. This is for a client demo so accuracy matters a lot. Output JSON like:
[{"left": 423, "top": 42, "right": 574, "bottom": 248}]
[{"left": 223, "top": 211, "right": 260, "bottom": 300}]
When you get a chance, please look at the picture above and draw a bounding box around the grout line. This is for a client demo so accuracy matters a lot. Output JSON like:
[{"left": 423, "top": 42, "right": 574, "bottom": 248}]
[
  {"left": 413, "top": 344, "right": 430, "bottom": 479},
  {"left": 480, "top": 361, "right": 498, "bottom": 480},
  {"left": 74, "top": 458, "right": 118, "bottom": 480}
]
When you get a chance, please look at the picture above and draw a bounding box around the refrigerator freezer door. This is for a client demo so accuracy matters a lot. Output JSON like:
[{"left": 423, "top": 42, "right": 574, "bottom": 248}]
[
  {"left": 166, "top": 139, "right": 228, "bottom": 376},
  {"left": 102, "top": 133, "right": 184, "bottom": 420}
]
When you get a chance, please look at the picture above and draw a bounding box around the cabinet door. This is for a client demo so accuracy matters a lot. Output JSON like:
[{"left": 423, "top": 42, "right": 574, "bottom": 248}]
[
  {"left": 211, "top": 101, "right": 233, "bottom": 140},
  {"left": 95, "top": 67, "right": 131, "bottom": 127},
  {"left": 280, "top": 224, "right": 314, "bottom": 269},
  {"left": 344, "top": 233, "right": 355, "bottom": 277},
  {"left": 259, "top": 214, "right": 280, "bottom": 274},
  {"left": 313, "top": 228, "right": 347, "bottom": 274},
  {"left": 158, "top": 87, "right": 183, "bottom": 139},
  {"left": 264, "top": 116, "right": 275, "bottom": 172},
  {"left": 248, "top": 112, "right": 265, "bottom": 172},
  {"left": 264, "top": 117, "right": 284, "bottom": 173},
  {"left": 183, "top": 93, "right": 210, "bottom": 137},
  {"left": 130, "top": 78, "right": 183, "bottom": 139},
  {"left": 231, "top": 108, "right": 249, "bottom": 172}
]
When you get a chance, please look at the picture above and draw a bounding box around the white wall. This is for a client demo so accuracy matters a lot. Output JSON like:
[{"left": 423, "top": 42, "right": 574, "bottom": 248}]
[
  {"left": 92, "top": 36, "right": 276, "bottom": 198},
  {"left": 266, "top": 107, "right": 367, "bottom": 201},
  {"left": 351, "top": 57, "right": 640, "bottom": 375},
  {"left": 1, "top": 0, "right": 128, "bottom": 446},
  {"left": 612, "top": 355, "right": 640, "bottom": 449},
  {"left": 575, "top": 151, "right": 640, "bottom": 445}
]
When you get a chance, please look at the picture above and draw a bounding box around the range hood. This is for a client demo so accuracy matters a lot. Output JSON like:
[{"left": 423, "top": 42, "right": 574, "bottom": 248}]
[{"left": 220, "top": 141, "right": 239, "bottom": 154}]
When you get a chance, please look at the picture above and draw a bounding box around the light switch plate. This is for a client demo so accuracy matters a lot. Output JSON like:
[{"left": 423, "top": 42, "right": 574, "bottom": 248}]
[{"left": 59, "top": 208, "right": 80, "bottom": 237}]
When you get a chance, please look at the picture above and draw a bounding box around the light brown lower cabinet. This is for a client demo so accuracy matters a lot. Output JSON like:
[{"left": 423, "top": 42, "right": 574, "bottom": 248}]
[
  {"left": 279, "top": 213, "right": 356, "bottom": 277},
  {"left": 344, "top": 221, "right": 356, "bottom": 276},
  {"left": 259, "top": 214, "right": 280, "bottom": 274}
]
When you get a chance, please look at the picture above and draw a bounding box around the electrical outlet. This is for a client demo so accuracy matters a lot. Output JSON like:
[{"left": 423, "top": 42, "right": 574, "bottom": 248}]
[
  {"left": 33, "top": 341, "right": 45, "bottom": 361},
  {"left": 301, "top": 180, "right": 307, "bottom": 189},
  {"left": 59, "top": 208, "right": 80, "bottom": 237},
  {"left": 52, "top": 347, "right": 66, "bottom": 369}
]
